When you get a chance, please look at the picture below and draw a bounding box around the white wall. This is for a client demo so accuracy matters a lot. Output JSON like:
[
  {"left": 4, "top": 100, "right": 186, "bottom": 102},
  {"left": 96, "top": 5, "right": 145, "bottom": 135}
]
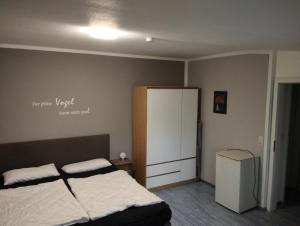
[{"left": 188, "top": 54, "right": 269, "bottom": 185}]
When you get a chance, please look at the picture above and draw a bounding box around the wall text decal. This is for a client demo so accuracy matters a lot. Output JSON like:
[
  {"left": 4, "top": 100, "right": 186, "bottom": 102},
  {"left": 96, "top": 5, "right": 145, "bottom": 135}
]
[
  {"left": 55, "top": 97, "right": 75, "bottom": 109},
  {"left": 32, "top": 97, "right": 90, "bottom": 116}
]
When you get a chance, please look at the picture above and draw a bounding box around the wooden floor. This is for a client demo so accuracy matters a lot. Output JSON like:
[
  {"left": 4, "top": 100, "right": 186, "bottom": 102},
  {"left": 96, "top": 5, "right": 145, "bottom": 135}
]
[{"left": 155, "top": 181, "right": 300, "bottom": 226}]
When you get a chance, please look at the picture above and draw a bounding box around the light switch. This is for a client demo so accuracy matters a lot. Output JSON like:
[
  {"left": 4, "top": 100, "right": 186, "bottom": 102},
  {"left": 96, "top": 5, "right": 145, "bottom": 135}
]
[{"left": 258, "top": 136, "right": 264, "bottom": 145}]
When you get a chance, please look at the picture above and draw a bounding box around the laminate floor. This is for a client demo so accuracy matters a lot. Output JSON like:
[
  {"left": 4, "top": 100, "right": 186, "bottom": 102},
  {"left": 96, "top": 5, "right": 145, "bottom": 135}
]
[{"left": 155, "top": 182, "right": 300, "bottom": 226}]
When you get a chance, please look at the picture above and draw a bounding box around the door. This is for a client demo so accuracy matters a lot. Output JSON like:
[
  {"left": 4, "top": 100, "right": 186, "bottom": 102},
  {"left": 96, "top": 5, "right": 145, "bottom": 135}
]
[
  {"left": 181, "top": 89, "right": 198, "bottom": 159},
  {"left": 180, "top": 89, "right": 198, "bottom": 181},
  {"left": 285, "top": 85, "right": 300, "bottom": 205},
  {"left": 147, "top": 89, "right": 182, "bottom": 165}
]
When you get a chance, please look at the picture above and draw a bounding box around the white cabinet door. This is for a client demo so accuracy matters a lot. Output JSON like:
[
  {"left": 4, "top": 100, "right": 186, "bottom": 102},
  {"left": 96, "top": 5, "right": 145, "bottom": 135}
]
[
  {"left": 181, "top": 89, "right": 198, "bottom": 159},
  {"left": 180, "top": 158, "right": 196, "bottom": 180},
  {"left": 147, "top": 89, "right": 182, "bottom": 165}
]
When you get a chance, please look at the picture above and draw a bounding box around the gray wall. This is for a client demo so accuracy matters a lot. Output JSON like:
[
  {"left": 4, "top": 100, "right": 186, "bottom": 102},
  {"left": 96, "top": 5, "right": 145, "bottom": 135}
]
[
  {"left": 0, "top": 48, "right": 184, "bottom": 159},
  {"left": 189, "top": 54, "right": 269, "bottom": 184}
]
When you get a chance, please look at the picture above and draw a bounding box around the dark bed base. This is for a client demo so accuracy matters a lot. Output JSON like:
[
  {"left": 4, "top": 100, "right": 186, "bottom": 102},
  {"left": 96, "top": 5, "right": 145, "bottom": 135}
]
[{"left": 80, "top": 202, "right": 172, "bottom": 226}]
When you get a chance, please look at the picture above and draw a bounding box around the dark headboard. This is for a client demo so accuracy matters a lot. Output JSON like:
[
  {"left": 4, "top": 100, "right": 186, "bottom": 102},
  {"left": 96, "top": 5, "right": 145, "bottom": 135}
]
[{"left": 0, "top": 134, "right": 109, "bottom": 174}]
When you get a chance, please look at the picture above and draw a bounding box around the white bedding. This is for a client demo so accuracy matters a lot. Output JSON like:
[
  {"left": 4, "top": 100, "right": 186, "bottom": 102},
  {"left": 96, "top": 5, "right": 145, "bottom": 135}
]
[
  {"left": 68, "top": 170, "right": 162, "bottom": 220},
  {"left": 0, "top": 179, "right": 89, "bottom": 226}
]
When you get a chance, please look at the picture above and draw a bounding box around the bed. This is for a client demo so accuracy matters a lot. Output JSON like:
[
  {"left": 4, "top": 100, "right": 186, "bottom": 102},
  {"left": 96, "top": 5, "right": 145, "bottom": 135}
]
[{"left": 0, "top": 134, "right": 171, "bottom": 226}]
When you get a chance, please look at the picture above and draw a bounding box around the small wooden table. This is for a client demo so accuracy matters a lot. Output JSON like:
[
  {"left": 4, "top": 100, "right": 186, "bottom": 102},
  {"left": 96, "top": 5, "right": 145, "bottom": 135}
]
[{"left": 111, "top": 159, "right": 134, "bottom": 177}]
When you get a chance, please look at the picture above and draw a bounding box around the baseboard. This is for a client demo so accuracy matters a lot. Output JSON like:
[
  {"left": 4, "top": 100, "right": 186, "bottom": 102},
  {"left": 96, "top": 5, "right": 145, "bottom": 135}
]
[
  {"left": 149, "top": 178, "right": 199, "bottom": 192},
  {"left": 199, "top": 179, "right": 215, "bottom": 188}
]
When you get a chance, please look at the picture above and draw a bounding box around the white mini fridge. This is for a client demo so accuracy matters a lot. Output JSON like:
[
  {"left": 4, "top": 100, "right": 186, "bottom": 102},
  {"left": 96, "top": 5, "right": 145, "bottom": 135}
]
[{"left": 215, "top": 150, "right": 258, "bottom": 213}]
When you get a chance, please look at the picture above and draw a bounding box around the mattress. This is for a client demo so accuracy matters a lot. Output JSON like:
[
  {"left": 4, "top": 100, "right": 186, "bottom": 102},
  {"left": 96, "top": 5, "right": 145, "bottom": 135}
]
[
  {"left": 63, "top": 165, "right": 172, "bottom": 226},
  {"left": 0, "top": 179, "right": 89, "bottom": 226},
  {"left": 0, "top": 164, "right": 172, "bottom": 226},
  {"left": 0, "top": 165, "right": 172, "bottom": 226}
]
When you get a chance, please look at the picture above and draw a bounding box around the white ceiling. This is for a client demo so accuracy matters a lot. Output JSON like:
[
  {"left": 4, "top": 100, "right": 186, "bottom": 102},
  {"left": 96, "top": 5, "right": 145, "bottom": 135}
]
[{"left": 0, "top": 0, "right": 300, "bottom": 59}]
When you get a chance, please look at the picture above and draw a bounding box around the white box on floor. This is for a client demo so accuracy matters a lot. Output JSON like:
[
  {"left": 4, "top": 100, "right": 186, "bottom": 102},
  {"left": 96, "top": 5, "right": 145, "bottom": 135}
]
[{"left": 215, "top": 150, "right": 259, "bottom": 213}]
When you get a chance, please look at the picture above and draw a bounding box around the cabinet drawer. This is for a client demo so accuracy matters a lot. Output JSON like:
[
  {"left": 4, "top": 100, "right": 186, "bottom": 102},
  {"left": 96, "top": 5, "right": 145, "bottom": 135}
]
[
  {"left": 146, "top": 161, "right": 181, "bottom": 177},
  {"left": 146, "top": 171, "right": 181, "bottom": 189}
]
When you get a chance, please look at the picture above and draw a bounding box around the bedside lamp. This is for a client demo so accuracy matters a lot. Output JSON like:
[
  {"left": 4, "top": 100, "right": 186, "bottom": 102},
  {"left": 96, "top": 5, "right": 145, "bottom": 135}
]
[{"left": 119, "top": 152, "right": 126, "bottom": 161}]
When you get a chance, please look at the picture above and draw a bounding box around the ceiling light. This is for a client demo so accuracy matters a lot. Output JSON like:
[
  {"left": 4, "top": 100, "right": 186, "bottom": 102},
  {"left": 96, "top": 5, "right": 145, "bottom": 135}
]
[
  {"left": 145, "top": 37, "right": 153, "bottom": 42},
  {"left": 81, "top": 26, "right": 127, "bottom": 40}
]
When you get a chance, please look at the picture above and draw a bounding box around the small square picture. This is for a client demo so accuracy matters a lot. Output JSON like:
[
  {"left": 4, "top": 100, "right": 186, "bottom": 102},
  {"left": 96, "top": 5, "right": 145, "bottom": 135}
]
[{"left": 213, "top": 91, "right": 227, "bottom": 114}]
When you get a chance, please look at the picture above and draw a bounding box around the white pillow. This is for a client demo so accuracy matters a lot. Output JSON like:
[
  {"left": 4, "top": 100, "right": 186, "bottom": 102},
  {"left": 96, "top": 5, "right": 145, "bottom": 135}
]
[
  {"left": 3, "top": 163, "right": 60, "bottom": 186},
  {"left": 62, "top": 158, "right": 112, "bottom": 174}
]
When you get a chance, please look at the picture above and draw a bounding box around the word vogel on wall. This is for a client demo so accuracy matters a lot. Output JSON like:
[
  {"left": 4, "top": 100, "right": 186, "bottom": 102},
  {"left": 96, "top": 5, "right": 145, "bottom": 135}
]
[{"left": 32, "top": 97, "right": 90, "bottom": 116}]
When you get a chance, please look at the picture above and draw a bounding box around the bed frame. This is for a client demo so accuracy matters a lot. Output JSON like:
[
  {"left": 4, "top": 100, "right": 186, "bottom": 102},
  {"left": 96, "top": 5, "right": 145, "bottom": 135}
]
[
  {"left": 0, "top": 134, "right": 172, "bottom": 226},
  {"left": 0, "top": 134, "right": 110, "bottom": 174}
]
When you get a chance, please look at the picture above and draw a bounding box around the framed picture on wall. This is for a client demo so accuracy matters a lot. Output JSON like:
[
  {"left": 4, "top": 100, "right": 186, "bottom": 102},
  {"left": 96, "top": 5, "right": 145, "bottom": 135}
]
[{"left": 213, "top": 91, "right": 227, "bottom": 114}]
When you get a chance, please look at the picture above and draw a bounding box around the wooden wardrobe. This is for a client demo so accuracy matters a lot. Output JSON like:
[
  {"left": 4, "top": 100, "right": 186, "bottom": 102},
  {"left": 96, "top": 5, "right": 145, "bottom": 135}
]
[{"left": 133, "top": 86, "right": 199, "bottom": 189}]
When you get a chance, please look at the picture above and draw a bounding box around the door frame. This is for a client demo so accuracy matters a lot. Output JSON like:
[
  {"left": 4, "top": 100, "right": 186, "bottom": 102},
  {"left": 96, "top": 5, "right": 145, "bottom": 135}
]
[
  {"left": 260, "top": 51, "right": 276, "bottom": 208},
  {"left": 267, "top": 77, "right": 300, "bottom": 211}
]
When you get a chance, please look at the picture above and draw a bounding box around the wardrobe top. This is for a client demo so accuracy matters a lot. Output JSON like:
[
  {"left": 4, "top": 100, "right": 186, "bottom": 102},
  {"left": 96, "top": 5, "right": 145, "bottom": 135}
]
[{"left": 135, "top": 86, "right": 199, "bottom": 89}]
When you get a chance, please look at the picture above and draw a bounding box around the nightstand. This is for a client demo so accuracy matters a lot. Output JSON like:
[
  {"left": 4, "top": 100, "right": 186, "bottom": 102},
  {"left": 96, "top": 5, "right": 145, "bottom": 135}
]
[{"left": 111, "top": 159, "right": 134, "bottom": 177}]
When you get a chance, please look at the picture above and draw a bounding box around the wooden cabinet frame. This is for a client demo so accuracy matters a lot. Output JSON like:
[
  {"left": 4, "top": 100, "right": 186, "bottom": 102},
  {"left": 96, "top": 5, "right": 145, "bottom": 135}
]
[{"left": 133, "top": 86, "right": 198, "bottom": 186}]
